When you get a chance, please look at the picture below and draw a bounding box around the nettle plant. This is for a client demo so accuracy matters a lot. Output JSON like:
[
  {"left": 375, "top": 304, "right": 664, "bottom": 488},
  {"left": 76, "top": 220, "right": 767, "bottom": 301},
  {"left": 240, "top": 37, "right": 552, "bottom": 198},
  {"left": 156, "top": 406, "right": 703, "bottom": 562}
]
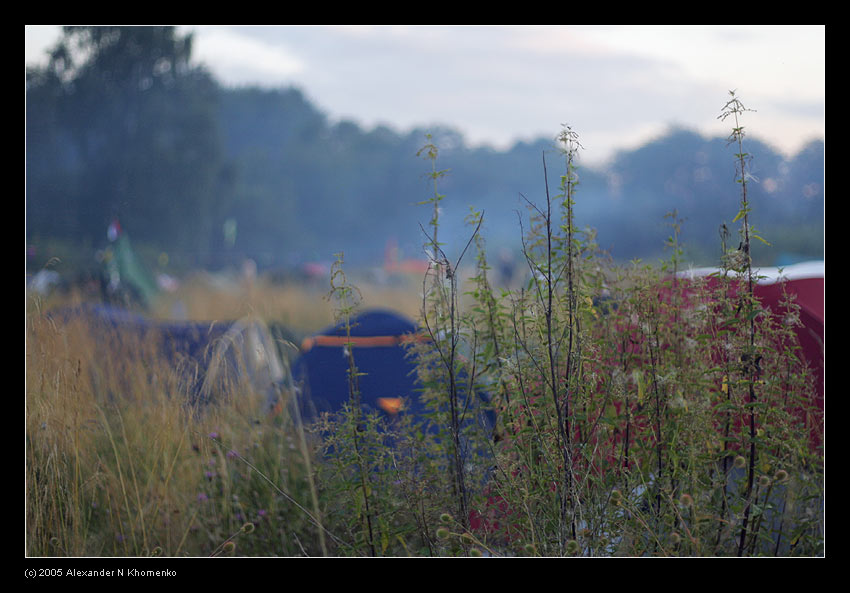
[
  {"left": 313, "top": 141, "right": 501, "bottom": 557},
  {"left": 477, "top": 97, "right": 821, "bottom": 557},
  {"left": 312, "top": 93, "right": 823, "bottom": 556}
]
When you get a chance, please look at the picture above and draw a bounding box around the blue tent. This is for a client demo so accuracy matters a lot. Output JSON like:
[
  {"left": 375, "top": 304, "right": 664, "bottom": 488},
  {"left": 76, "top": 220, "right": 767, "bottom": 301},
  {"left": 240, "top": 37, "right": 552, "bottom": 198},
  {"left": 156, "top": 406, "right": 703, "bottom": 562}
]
[
  {"left": 293, "top": 308, "right": 425, "bottom": 419},
  {"left": 293, "top": 308, "right": 497, "bottom": 438}
]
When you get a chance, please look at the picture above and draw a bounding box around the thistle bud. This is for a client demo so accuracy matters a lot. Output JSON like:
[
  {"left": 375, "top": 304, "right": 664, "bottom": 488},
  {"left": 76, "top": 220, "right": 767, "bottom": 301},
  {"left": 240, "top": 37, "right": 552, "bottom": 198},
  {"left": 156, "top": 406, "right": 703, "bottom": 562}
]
[
  {"left": 610, "top": 489, "right": 623, "bottom": 505},
  {"left": 671, "top": 532, "right": 681, "bottom": 545}
]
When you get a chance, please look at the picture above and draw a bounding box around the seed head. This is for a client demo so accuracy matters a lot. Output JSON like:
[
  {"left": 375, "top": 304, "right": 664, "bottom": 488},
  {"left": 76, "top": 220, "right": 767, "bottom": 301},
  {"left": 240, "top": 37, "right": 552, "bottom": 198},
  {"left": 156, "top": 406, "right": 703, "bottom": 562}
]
[
  {"left": 566, "top": 539, "right": 580, "bottom": 555},
  {"left": 733, "top": 455, "right": 747, "bottom": 469},
  {"left": 436, "top": 527, "right": 450, "bottom": 540},
  {"left": 610, "top": 489, "right": 623, "bottom": 505},
  {"left": 241, "top": 522, "right": 255, "bottom": 534},
  {"left": 679, "top": 493, "right": 693, "bottom": 508}
]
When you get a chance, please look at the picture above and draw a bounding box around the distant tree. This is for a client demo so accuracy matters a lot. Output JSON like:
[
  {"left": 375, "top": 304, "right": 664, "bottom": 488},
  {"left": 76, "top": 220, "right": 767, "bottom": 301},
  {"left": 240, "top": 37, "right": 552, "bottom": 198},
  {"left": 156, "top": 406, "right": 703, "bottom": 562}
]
[
  {"left": 785, "top": 140, "right": 825, "bottom": 219},
  {"left": 26, "top": 26, "right": 229, "bottom": 266},
  {"left": 27, "top": 33, "right": 824, "bottom": 273}
]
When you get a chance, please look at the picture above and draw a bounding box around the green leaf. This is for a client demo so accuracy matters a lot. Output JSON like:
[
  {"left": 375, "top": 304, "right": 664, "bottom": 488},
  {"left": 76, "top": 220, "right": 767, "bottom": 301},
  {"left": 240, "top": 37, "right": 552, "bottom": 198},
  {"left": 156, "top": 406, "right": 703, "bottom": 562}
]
[{"left": 751, "top": 232, "right": 771, "bottom": 246}]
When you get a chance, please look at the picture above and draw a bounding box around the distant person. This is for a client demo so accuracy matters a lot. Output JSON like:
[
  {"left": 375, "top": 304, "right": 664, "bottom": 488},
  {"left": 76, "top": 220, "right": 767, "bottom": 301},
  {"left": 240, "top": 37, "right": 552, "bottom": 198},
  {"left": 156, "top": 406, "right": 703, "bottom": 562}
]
[
  {"left": 107, "top": 218, "right": 121, "bottom": 242},
  {"left": 497, "top": 248, "right": 516, "bottom": 288}
]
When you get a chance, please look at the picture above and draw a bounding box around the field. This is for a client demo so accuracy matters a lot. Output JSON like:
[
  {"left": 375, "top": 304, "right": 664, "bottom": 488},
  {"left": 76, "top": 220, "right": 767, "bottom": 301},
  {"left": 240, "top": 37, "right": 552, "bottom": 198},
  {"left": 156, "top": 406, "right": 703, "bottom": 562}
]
[
  {"left": 25, "top": 271, "right": 425, "bottom": 557},
  {"left": 24, "top": 254, "right": 825, "bottom": 558},
  {"left": 25, "top": 104, "right": 825, "bottom": 558}
]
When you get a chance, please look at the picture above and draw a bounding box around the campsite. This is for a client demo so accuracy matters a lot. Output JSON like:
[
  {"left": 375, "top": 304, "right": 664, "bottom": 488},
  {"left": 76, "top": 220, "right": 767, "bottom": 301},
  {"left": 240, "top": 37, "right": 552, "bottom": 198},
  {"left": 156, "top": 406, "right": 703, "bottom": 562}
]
[
  {"left": 25, "top": 212, "right": 825, "bottom": 559},
  {"left": 26, "top": 26, "right": 824, "bottom": 558}
]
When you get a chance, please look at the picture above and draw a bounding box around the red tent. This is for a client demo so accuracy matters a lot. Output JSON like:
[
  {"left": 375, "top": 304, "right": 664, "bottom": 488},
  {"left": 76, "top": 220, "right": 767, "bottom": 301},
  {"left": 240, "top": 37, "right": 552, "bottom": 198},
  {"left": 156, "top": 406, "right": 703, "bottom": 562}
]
[{"left": 679, "top": 260, "right": 824, "bottom": 404}]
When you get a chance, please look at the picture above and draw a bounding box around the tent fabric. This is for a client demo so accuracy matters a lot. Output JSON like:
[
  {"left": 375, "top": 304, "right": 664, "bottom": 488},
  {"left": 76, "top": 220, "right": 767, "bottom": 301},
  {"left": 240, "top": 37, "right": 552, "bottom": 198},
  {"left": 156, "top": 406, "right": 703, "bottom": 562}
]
[
  {"left": 678, "top": 260, "right": 824, "bottom": 404},
  {"left": 293, "top": 309, "right": 424, "bottom": 419},
  {"left": 104, "top": 233, "right": 160, "bottom": 308},
  {"left": 754, "top": 276, "right": 824, "bottom": 410}
]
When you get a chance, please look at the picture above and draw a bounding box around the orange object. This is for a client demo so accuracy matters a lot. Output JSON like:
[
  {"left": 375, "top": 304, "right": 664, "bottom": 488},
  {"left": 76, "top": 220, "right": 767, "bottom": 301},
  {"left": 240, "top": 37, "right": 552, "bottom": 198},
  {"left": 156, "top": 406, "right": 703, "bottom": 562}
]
[
  {"left": 377, "top": 397, "right": 405, "bottom": 415},
  {"left": 301, "top": 332, "right": 429, "bottom": 352}
]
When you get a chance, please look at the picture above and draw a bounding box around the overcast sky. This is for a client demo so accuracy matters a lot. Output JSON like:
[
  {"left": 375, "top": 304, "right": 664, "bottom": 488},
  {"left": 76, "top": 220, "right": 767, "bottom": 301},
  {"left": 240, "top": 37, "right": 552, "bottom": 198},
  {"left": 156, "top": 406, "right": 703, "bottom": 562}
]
[{"left": 26, "top": 25, "right": 825, "bottom": 167}]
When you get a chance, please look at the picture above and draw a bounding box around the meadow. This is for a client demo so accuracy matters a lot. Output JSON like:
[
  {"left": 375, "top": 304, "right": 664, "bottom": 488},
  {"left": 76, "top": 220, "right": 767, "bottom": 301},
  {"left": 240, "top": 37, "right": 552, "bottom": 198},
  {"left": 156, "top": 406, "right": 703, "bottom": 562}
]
[{"left": 25, "top": 93, "right": 824, "bottom": 557}]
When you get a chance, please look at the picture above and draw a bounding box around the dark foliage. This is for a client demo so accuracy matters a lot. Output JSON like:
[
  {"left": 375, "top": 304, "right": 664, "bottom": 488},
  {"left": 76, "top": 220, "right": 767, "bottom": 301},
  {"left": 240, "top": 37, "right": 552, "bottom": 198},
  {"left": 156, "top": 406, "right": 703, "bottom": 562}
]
[{"left": 25, "top": 27, "right": 824, "bottom": 275}]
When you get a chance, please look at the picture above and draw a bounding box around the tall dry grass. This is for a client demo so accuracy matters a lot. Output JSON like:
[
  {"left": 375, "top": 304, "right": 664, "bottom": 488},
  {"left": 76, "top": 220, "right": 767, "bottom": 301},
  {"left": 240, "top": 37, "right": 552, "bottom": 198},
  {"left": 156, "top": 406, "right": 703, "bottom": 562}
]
[
  {"left": 149, "top": 271, "right": 424, "bottom": 335},
  {"left": 25, "top": 287, "right": 330, "bottom": 557}
]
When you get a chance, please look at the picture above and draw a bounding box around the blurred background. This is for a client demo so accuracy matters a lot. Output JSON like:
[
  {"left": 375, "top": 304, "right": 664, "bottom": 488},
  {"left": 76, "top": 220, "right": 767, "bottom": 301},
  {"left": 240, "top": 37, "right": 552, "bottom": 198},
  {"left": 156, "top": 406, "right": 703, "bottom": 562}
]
[{"left": 25, "top": 25, "right": 824, "bottom": 318}]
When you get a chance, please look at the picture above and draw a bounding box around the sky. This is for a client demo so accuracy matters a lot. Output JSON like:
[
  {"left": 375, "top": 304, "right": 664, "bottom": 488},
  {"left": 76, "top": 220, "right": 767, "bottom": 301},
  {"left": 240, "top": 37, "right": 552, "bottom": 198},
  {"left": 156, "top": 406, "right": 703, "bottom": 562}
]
[{"left": 25, "top": 25, "right": 825, "bottom": 167}]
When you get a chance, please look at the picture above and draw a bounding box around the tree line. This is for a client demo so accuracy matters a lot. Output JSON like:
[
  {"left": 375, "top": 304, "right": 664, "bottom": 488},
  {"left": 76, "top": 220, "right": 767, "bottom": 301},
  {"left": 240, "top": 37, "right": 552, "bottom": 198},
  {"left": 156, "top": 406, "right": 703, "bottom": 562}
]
[{"left": 26, "top": 26, "right": 824, "bottom": 276}]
